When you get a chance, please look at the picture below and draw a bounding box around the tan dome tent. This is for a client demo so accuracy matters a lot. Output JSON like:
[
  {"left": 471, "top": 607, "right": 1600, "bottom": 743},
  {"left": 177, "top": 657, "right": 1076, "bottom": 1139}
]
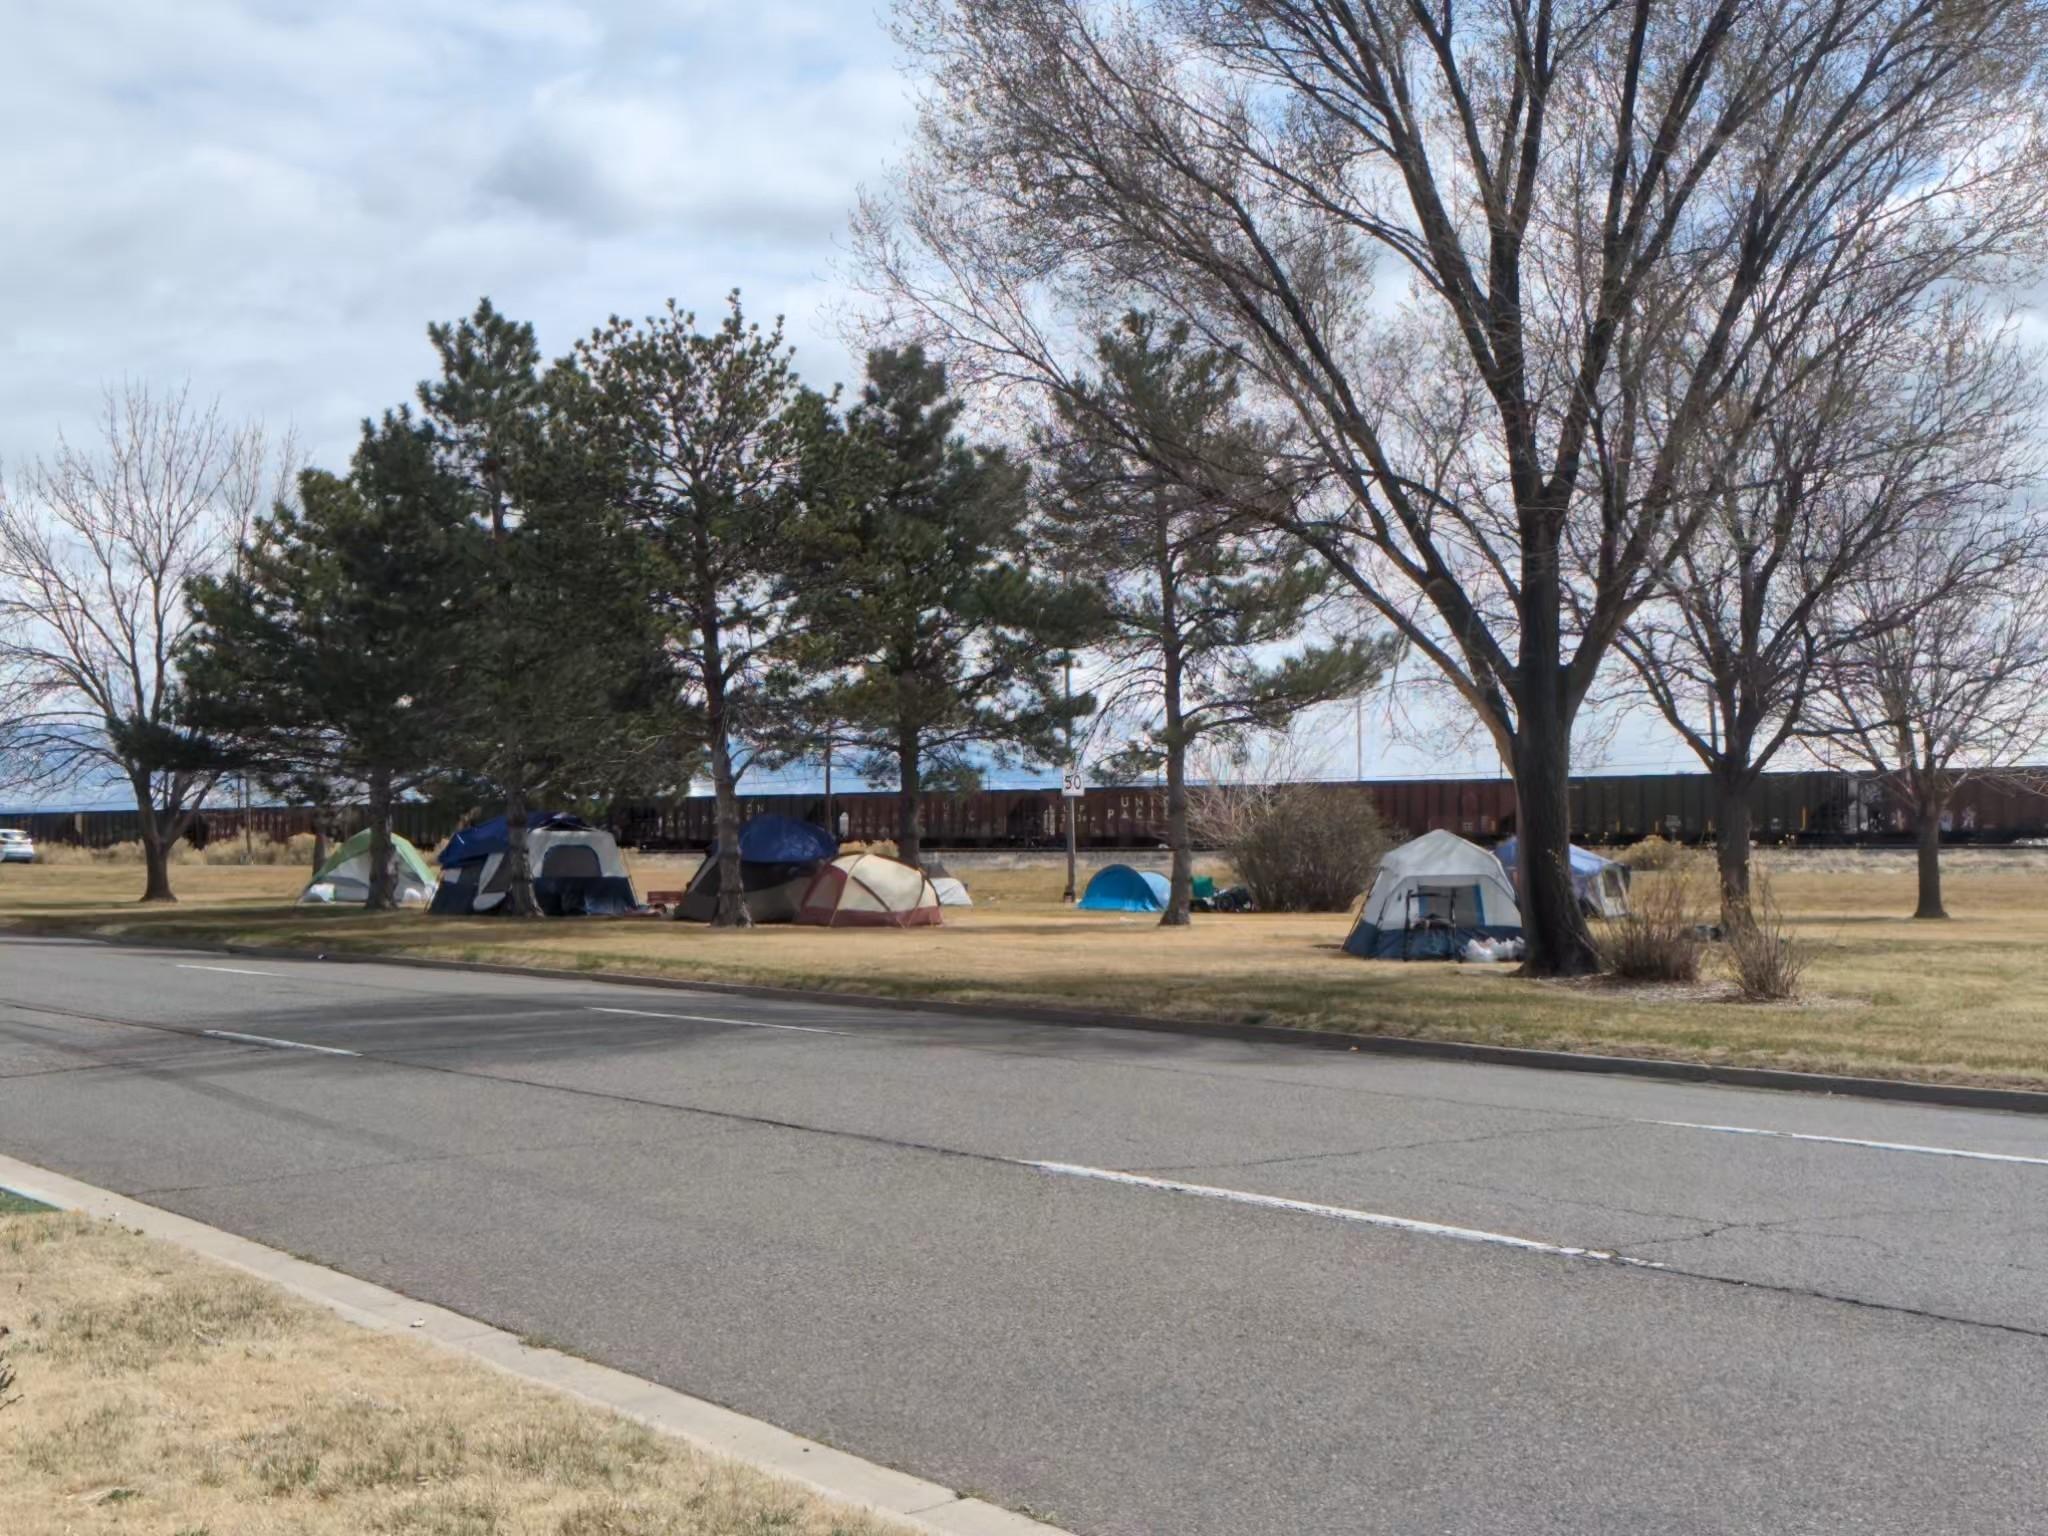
[{"left": 796, "top": 852, "right": 944, "bottom": 928}]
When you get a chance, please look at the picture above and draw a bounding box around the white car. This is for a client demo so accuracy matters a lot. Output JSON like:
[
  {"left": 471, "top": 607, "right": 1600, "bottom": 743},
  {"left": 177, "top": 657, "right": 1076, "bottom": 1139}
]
[{"left": 0, "top": 828, "right": 36, "bottom": 863}]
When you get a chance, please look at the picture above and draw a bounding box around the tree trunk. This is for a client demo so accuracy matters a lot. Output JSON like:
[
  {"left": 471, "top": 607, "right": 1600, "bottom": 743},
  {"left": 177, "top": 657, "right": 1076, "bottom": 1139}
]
[
  {"left": 1914, "top": 796, "right": 1948, "bottom": 920},
  {"left": 1161, "top": 737, "right": 1192, "bottom": 927},
  {"left": 1511, "top": 523, "right": 1597, "bottom": 975},
  {"left": 139, "top": 829, "right": 176, "bottom": 903},
  {"left": 1156, "top": 526, "right": 1191, "bottom": 927},
  {"left": 504, "top": 779, "right": 541, "bottom": 917},
  {"left": 897, "top": 730, "right": 923, "bottom": 871},
  {"left": 1511, "top": 717, "right": 1597, "bottom": 976},
  {"left": 709, "top": 728, "right": 751, "bottom": 928},
  {"left": 310, "top": 811, "right": 329, "bottom": 877},
  {"left": 1712, "top": 771, "right": 1755, "bottom": 930},
  {"left": 364, "top": 766, "right": 396, "bottom": 912},
  {"left": 133, "top": 774, "right": 176, "bottom": 903}
]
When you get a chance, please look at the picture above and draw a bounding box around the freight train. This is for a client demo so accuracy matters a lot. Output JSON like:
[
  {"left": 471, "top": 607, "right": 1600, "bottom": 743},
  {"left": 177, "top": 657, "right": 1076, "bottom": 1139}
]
[{"left": 8, "top": 769, "right": 2048, "bottom": 853}]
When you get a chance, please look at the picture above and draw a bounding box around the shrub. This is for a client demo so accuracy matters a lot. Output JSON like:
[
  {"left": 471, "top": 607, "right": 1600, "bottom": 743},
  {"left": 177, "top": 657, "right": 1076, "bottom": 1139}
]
[
  {"left": 1725, "top": 876, "right": 1810, "bottom": 1001},
  {"left": 198, "top": 833, "right": 317, "bottom": 866},
  {"left": 1598, "top": 869, "right": 1705, "bottom": 982},
  {"left": 1196, "top": 783, "right": 1392, "bottom": 912},
  {"left": 1616, "top": 834, "right": 1689, "bottom": 872}
]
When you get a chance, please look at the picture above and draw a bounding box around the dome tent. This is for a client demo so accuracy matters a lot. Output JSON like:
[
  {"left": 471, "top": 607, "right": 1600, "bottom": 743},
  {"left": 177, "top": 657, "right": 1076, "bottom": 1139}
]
[
  {"left": 431, "top": 814, "right": 637, "bottom": 916},
  {"left": 676, "top": 814, "right": 838, "bottom": 924},
  {"left": 1078, "top": 864, "right": 1170, "bottom": 912},
  {"left": 1494, "top": 836, "right": 1631, "bottom": 919},
  {"left": 298, "top": 829, "right": 435, "bottom": 906},
  {"left": 918, "top": 857, "right": 972, "bottom": 907},
  {"left": 796, "top": 852, "right": 943, "bottom": 928},
  {"left": 1343, "top": 830, "right": 1522, "bottom": 960}
]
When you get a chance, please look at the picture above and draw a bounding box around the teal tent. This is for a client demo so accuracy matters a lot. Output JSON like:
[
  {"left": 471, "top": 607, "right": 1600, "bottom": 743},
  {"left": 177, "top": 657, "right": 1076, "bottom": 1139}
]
[{"left": 1079, "top": 864, "right": 1171, "bottom": 912}]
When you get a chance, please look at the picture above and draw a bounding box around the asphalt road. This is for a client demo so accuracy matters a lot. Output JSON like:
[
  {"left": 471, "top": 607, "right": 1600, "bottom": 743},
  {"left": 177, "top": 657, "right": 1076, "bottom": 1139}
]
[{"left": 4, "top": 931, "right": 2046, "bottom": 1534}]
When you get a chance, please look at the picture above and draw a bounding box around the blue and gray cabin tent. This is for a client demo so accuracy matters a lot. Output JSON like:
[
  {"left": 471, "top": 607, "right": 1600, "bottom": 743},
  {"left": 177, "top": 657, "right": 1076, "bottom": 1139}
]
[
  {"left": 430, "top": 813, "right": 638, "bottom": 916},
  {"left": 1343, "top": 829, "right": 1523, "bottom": 959},
  {"left": 1078, "top": 864, "right": 1172, "bottom": 912}
]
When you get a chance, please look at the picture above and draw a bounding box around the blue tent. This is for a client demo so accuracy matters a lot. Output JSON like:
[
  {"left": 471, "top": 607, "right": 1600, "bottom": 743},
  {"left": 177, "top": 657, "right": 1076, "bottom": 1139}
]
[
  {"left": 726, "top": 814, "right": 838, "bottom": 865},
  {"left": 1079, "top": 864, "right": 1171, "bottom": 912},
  {"left": 1494, "top": 837, "right": 1631, "bottom": 917},
  {"left": 437, "top": 812, "right": 590, "bottom": 868},
  {"left": 430, "top": 813, "right": 636, "bottom": 917},
  {"left": 1343, "top": 830, "right": 1523, "bottom": 960},
  {"left": 676, "top": 815, "right": 839, "bottom": 923}
]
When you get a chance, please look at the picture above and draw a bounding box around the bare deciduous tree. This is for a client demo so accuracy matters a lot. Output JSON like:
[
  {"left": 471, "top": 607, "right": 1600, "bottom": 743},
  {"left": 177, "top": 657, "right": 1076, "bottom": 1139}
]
[
  {"left": 864, "top": 0, "right": 2048, "bottom": 973},
  {"left": 0, "top": 385, "right": 275, "bottom": 901},
  {"left": 1614, "top": 301, "right": 2043, "bottom": 924},
  {"left": 1810, "top": 507, "right": 2048, "bottom": 920}
]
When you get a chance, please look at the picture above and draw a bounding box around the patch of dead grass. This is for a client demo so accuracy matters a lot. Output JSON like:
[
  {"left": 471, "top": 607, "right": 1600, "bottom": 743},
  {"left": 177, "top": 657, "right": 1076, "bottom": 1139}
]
[
  {"left": 0, "top": 1211, "right": 911, "bottom": 1536},
  {"left": 5, "top": 850, "right": 2048, "bottom": 1088}
]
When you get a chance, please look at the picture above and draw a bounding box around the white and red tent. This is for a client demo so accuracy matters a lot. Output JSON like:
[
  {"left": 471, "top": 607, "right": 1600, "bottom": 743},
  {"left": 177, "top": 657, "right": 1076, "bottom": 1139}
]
[{"left": 796, "top": 852, "right": 944, "bottom": 928}]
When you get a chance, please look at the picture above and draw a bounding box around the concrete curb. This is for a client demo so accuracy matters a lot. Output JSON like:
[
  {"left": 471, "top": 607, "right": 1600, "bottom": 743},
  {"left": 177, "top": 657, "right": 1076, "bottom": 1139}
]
[
  {"left": 0, "top": 1152, "right": 1073, "bottom": 1536},
  {"left": 12, "top": 921, "right": 2048, "bottom": 1116}
]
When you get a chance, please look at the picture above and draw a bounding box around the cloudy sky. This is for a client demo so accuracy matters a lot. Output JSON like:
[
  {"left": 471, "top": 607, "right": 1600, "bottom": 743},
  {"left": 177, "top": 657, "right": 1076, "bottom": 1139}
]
[
  {"left": 1, "top": 0, "right": 1707, "bottom": 793},
  {"left": 0, "top": 0, "right": 905, "bottom": 473}
]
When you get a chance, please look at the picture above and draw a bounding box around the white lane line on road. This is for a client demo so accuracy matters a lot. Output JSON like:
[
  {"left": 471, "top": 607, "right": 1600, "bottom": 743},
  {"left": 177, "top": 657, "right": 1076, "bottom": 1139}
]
[
  {"left": 1645, "top": 1119, "right": 2048, "bottom": 1167},
  {"left": 1022, "top": 1161, "right": 1665, "bottom": 1267},
  {"left": 176, "top": 964, "right": 285, "bottom": 978},
  {"left": 201, "top": 1029, "right": 360, "bottom": 1058},
  {"left": 587, "top": 1006, "right": 848, "bottom": 1036}
]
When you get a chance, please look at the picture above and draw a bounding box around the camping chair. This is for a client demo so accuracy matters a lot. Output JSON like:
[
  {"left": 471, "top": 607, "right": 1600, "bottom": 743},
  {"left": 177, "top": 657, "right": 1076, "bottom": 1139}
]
[{"left": 1401, "top": 886, "right": 1459, "bottom": 961}]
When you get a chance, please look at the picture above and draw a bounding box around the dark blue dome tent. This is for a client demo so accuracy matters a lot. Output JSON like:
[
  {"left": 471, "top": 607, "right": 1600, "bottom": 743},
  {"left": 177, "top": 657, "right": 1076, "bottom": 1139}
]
[
  {"left": 1078, "top": 864, "right": 1171, "bottom": 912},
  {"left": 431, "top": 813, "right": 638, "bottom": 916},
  {"left": 675, "top": 813, "right": 838, "bottom": 924}
]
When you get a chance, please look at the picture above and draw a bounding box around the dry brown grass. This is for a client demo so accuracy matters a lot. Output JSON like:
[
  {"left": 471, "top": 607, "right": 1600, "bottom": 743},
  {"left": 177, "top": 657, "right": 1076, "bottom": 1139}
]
[
  {"left": 4, "top": 848, "right": 2048, "bottom": 1088},
  {"left": 29, "top": 833, "right": 319, "bottom": 868},
  {"left": 0, "top": 1209, "right": 907, "bottom": 1536}
]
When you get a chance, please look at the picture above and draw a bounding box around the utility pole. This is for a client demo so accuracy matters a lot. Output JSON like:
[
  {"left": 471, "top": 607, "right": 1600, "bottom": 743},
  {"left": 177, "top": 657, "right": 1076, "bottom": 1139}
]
[
  {"left": 1062, "top": 653, "right": 1078, "bottom": 903},
  {"left": 822, "top": 722, "right": 834, "bottom": 841}
]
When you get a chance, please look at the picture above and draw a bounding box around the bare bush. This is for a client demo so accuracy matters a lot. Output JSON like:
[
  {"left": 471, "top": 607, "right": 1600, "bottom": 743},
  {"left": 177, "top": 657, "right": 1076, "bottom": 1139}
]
[
  {"left": 1194, "top": 783, "right": 1390, "bottom": 913},
  {"left": 1725, "top": 877, "right": 1811, "bottom": 1001},
  {"left": 1599, "top": 872, "right": 1706, "bottom": 983},
  {"left": 1615, "top": 836, "right": 1690, "bottom": 873}
]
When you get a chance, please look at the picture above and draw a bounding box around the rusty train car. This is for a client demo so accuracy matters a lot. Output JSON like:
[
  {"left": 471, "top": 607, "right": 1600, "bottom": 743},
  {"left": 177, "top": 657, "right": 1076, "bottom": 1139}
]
[{"left": 8, "top": 769, "right": 2048, "bottom": 852}]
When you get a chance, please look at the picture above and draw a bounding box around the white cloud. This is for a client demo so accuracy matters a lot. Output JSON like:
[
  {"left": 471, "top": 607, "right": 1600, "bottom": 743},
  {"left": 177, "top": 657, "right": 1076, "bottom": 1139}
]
[{"left": 0, "top": 1, "right": 907, "bottom": 471}]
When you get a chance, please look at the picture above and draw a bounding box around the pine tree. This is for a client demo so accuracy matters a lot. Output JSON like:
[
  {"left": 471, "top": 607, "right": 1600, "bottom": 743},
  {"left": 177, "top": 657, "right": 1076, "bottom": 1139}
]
[
  {"left": 420, "top": 300, "right": 676, "bottom": 915},
  {"left": 1041, "top": 313, "right": 1394, "bottom": 925},
  {"left": 779, "top": 346, "right": 1094, "bottom": 870},
  {"left": 573, "top": 295, "right": 809, "bottom": 925},
  {"left": 184, "top": 415, "right": 476, "bottom": 906}
]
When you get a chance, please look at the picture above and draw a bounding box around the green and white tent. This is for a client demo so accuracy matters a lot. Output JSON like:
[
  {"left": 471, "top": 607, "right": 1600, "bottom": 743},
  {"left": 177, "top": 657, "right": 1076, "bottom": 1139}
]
[{"left": 298, "top": 830, "right": 436, "bottom": 907}]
